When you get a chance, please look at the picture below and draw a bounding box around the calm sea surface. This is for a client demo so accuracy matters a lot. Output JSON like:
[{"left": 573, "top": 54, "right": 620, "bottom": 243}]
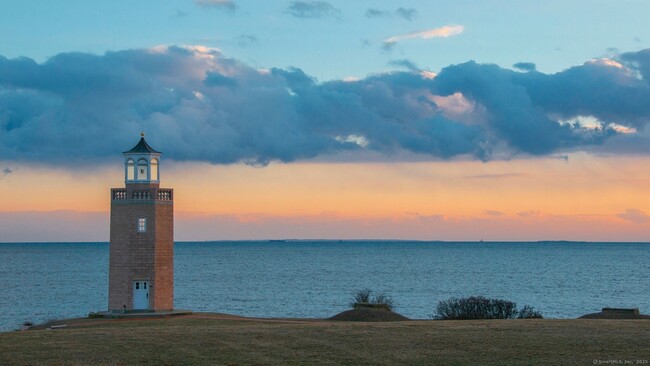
[{"left": 0, "top": 241, "right": 648, "bottom": 331}]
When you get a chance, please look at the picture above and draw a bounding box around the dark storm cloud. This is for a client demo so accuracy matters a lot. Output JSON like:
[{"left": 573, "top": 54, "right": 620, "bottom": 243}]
[
  {"left": 513, "top": 62, "right": 536, "bottom": 72},
  {"left": 204, "top": 71, "right": 237, "bottom": 87},
  {"left": 2, "top": 47, "right": 650, "bottom": 166},
  {"left": 620, "top": 49, "right": 650, "bottom": 84},
  {"left": 515, "top": 59, "right": 650, "bottom": 129},
  {"left": 433, "top": 61, "right": 619, "bottom": 155},
  {"left": 285, "top": 1, "right": 341, "bottom": 19}
]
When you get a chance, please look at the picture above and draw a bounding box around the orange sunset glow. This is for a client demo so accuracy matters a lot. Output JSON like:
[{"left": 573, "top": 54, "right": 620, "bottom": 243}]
[{"left": 2, "top": 153, "right": 650, "bottom": 242}]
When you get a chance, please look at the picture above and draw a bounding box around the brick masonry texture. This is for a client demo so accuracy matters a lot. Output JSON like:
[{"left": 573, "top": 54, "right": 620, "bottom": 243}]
[{"left": 109, "top": 183, "right": 174, "bottom": 311}]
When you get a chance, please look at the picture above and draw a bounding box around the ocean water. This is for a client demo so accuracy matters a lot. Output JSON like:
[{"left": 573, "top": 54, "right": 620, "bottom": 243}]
[{"left": 0, "top": 241, "right": 648, "bottom": 331}]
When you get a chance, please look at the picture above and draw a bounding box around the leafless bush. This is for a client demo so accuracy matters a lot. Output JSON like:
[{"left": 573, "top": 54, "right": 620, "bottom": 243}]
[
  {"left": 352, "top": 288, "right": 372, "bottom": 304},
  {"left": 517, "top": 305, "right": 543, "bottom": 319},
  {"left": 351, "top": 289, "right": 395, "bottom": 311},
  {"left": 433, "top": 296, "right": 543, "bottom": 320}
]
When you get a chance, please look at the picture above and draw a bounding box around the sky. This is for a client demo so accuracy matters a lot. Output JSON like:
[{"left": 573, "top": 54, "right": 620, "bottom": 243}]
[{"left": 2, "top": 0, "right": 650, "bottom": 241}]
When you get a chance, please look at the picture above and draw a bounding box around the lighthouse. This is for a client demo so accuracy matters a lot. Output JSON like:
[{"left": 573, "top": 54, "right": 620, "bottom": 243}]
[{"left": 108, "top": 134, "right": 174, "bottom": 312}]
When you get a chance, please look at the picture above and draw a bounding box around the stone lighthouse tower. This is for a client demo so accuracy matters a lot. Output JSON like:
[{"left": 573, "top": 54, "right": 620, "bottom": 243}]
[{"left": 109, "top": 134, "right": 174, "bottom": 312}]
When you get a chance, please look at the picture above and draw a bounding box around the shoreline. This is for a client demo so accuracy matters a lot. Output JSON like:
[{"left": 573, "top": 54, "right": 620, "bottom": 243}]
[
  {"left": 11, "top": 307, "right": 650, "bottom": 333},
  {"left": 4, "top": 303, "right": 649, "bottom": 333}
]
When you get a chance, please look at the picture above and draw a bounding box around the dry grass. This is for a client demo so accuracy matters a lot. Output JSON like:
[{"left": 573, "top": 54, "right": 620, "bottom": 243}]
[{"left": 0, "top": 313, "right": 648, "bottom": 365}]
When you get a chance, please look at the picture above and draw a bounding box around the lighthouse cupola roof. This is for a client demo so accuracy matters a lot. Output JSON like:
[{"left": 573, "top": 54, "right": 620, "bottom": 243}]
[{"left": 124, "top": 132, "right": 162, "bottom": 155}]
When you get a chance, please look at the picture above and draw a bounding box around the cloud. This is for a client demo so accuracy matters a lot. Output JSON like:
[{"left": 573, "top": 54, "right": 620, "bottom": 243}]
[
  {"left": 483, "top": 210, "right": 504, "bottom": 216},
  {"left": 388, "top": 59, "right": 437, "bottom": 79},
  {"left": 204, "top": 71, "right": 237, "bottom": 87},
  {"left": 395, "top": 7, "right": 417, "bottom": 21},
  {"left": 432, "top": 60, "right": 624, "bottom": 156},
  {"left": 195, "top": 0, "right": 237, "bottom": 11},
  {"left": 616, "top": 209, "right": 650, "bottom": 223},
  {"left": 365, "top": 8, "right": 390, "bottom": 18},
  {"left": 365, "top": 7, "right": 417, "bottom": 21},
  {"left": 382, "top": 25, "right": 464, "bottom": 50},
  {"left": 0, "top": 167, "right": 13, "bottom": 180},
  {"left": 384, "top": 25, "right": 464, "bottom": 43},
  {"left": 380, "top": 42, "right": 397, "bottom": 53},
  {"left": 2, "top": 46, "right": 650, "bottom": 166},
  {"left": 513, "top": 62, "right": 536, "bottom": 72},
  {"left": 388, "top": 59, "right": 420, "bottom": 72},
  {"left": 285, "top": 1, "right": 341, "bottom": 19}
]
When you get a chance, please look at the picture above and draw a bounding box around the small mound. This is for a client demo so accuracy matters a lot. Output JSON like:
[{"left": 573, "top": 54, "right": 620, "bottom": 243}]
[
  {"left": 579, "top": 312, "right": 650, "bottom": 319},
  {"left": 579, "top": 308, "right": 650, "bottom": 319},
  {"left": 329, "top": 308, "right": 410, "bottom": 322}
]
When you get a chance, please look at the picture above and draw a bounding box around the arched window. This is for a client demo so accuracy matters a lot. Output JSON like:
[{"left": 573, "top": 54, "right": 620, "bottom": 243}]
[
  {"left": 137, "top": 159, "right": 148, "bottom": 180},
  {"left": 150, "top": 158, "right": 159, "bottom": 181},
  {"left": 126, "top": 159, "right": 135, "bottom": 180}
]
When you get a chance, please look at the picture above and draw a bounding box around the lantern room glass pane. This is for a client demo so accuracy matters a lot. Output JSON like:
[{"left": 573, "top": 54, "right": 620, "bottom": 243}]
[
  {"left": 126, "top": 159, "right": 135, "bottom": 180},
  {"left": 151, "top": 159, "right": 159, "bottom": 181},
  {"left": 137, "top": 159, "right": 148, "bottom": 180}
]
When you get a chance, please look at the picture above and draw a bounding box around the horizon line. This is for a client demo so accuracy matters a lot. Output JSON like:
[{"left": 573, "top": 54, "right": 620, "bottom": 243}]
[{"left": 1, "top": 239, "right": 649, "bottom": 244}]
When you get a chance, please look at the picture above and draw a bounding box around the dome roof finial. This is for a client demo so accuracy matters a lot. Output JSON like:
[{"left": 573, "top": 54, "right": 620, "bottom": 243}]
[{"left": 141, "top": 132, "right": 145, "bottom": 138}]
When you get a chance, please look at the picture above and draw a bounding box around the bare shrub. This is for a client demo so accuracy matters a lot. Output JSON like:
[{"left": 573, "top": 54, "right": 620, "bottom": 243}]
[
  {"left": 372, "top": 293, "right": 395, "bottom": 311},
  {"left": 352, "top": 288, "right": 372, "bottom": 304},
  {"left": 433, "top": 296, "right": 543, "bottom": 320},
  {"left": 517, "top": 305, "right": 544, "bottom": 319},
  {"left": 351, "top": 289, "right": 395, "bottom": 311}
]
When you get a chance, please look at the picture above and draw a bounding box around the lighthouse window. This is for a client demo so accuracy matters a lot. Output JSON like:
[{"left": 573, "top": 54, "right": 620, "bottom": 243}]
[
  {"left": 137, "top": 217, "right": 147, "bottom": 233},
  {"left": 126, "top": 159, "right": 135, "bottom": 180},
  {"left": 151, "top": 159, "right": 159, "bottom": 181},
  {"left": 137, "top": 159, "right": 148, "bottom": 180}
]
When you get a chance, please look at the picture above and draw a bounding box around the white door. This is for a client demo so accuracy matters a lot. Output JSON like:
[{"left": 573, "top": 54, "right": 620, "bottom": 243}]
[{"left": 133, "top": 281, "right": 149, "bottom": 310}]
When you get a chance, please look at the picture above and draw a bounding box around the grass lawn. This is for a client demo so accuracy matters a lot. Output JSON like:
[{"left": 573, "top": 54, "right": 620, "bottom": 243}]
[{"left": 0, "top": 313, "right": 648, "bottom": 365}]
